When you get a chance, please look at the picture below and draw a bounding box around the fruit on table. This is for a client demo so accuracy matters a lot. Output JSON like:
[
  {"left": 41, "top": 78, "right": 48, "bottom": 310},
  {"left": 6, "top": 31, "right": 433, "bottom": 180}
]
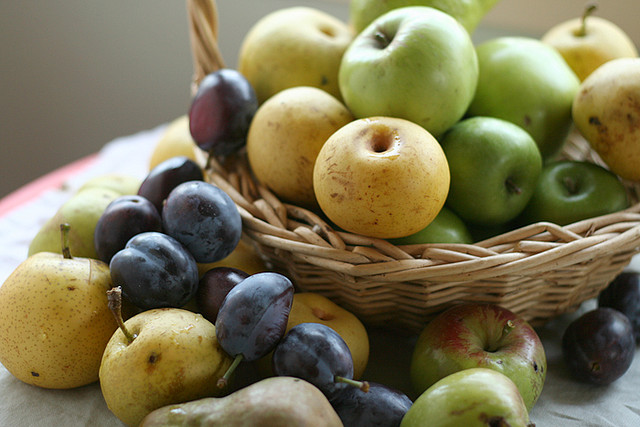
[
  {"left": 99, "top": 303, "right": 233, "bottom": 427},
  {"left": 541, "top": 3, "right": 638, "bottom": 82},
  {"left": 572, "top": 57, "right": 640, "bottom": 181},
  {"left": 440, "top": 116, "right": 543, "bottom": 227},
  {"left": 196, "top": 238, "right": 267, "bottom": 277},
  {"left": 93, "top": 195, "right": 163, "bottom": 263},
  {"left": 562, "top": 307, "right": 635, "bottom": 385},
  {"left": 400, "top": 368, "right": 533, "bottom": 427},
  {"left": 339, "top": 6, "right": 478, "bottom": 138},
  {"left": 0, "top": 224, "right": 117, "bottom": 389},
  {"left": 410, "top": 303, "right": 546, "bottom": 411},
  {"left": 349, "top": 0, "right": 502, "bottom": 35},
  {"left": 313, "top": 116, "right": 450, "bottom": 239},
  {"left": 518, "top": 160, "right": 629, "bottom": 226},
  {"left": 162, "top": 180, "right": 242, "bottom": 264},
  {"left": 109, "top": 231, "right": 199, "bottom": 310},
  {"left": 246, "top": 86, "right": 354, "bottom": 208},
  {"left": 330, "top": 381, "right": 413, "bottom": 427},
  {"left": 189, "top": 68, "right": 258, "bottom": 157},
  {"left": 139, "top": 376, "right": 343, "bottom": 427},
  {"left": 598, "top": 271, "right": 640, "bottom": 343},
  {"left": 77, "top": 173, "right": 142, "bottom": 196},
  {"left": 28, "top": 186, "right": 120, "bottom": 259},
  {"left": 196, "top": 266, "right": 249, "bottom": 323},
  {"left": 137, "top": 155, "right": 204, "bottom": 213},
  {"left": 468, "top": 36, "right": 580, "bottom": 159},
  {"left": 238, "top": 7, "right": 353, "bottom": 104},
  {"left": 388, "top": 206, "right": 473, "bottom": 245},
  {"left": 149, "top": 115, "right": 204, "bottom": 170}
]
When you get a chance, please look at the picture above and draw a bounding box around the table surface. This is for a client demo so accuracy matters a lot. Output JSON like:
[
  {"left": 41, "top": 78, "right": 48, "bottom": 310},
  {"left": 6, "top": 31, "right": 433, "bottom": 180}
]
[{"left": 1, "top": 124, "right": 639, "bottom": 427}]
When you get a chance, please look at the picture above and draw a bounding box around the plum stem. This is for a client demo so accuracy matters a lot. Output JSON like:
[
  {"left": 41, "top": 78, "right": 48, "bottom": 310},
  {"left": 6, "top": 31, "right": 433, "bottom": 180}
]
[
  {"left": 59, "top": 223, "right": 72, "bottom": 259},
  {"left": 577, "top": 2, "right": 598, "bottom": 37},
  {"left": 217, "top": 353, "right": 243, "bottom": 388},
  {"left": 107, "top": 287, "right": 136, "bottom": 344},
  {"left": 335, "top": 376, "right": 370, "bottom": 392}
]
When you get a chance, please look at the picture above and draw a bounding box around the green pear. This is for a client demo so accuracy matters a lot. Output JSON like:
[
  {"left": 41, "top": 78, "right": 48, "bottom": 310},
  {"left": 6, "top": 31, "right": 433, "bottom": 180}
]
[
  {"left": 349, "top": 0, "right": 502, "bottom": 35},
  {"left": 0, "top": 225, "right": 118, "bottom": 389},
  {"left": 140, "top": 376, "right": 343, "bottom": 427},
  {"left": 99, "top": 305, "right": 234, "bottom": 427},
  {"left": 28, "top": 187, "right": 120, "bottom": 259},
  {"left": 400, "top": 368, "right": 533, "bottom": 427},
  {"left": 77, "top": 173, "right": 142, "bottom": 195}
]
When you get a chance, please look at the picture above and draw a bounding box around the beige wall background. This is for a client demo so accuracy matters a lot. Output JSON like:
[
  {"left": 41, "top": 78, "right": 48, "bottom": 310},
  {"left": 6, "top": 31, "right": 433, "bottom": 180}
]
[{"left": 1, "top": 0, "right": 639, "bottom": 198}]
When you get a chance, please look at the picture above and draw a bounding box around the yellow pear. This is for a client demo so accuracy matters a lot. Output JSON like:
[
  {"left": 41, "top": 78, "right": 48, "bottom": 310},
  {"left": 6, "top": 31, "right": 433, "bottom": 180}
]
[
  {"left": 0, "top": 228, "right": 117, "bottom": 389},
  {"left": 149, "top": 115, "right": 205, "bottom": 170},
  {"left": 77, "top": 173, "right": 142, "bottom": 196},
  {"left": 197, "top": 238, "right": 267, "bottom": 278}
]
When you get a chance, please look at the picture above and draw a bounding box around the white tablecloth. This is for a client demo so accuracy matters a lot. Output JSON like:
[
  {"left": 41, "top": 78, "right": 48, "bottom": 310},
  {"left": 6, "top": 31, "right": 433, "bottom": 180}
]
[{"left": 1, "top": 124, "right": 639, "bottom": 426}]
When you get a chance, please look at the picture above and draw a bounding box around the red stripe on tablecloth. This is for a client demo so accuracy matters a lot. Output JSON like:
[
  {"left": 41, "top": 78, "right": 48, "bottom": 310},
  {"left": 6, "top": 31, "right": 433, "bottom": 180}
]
[{"left": 0, "top": 154, "right": 99, "bottom": 218}]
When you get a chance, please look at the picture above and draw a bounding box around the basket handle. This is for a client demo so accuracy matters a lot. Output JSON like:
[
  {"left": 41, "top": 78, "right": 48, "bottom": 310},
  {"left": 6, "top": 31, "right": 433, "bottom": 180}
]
[{"left": 187, "top": 0, "right": 225, "bottom": 94}]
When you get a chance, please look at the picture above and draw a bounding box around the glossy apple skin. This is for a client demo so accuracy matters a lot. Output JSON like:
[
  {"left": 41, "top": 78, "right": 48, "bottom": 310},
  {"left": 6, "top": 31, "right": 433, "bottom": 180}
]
[
  {"left": 410, "top": 303, "right": 546, "bottom": 412},
  {"left": 388, "top": 206, "right": 473, "bottom": 245},
  {"left": 518, "top": 160, "right": 629, "bottom": 226},
  {"left": 339, "top": 6, "right": 478, "bottom": 138},
  {"left": 468, "top": 37, "right": 580, "bottom": 159},
  {"left": 439, "top": 116, "right": 542, "bottom": 227},
  {"left": 598, "top": 271, "right": 640, "bottom": 343}
]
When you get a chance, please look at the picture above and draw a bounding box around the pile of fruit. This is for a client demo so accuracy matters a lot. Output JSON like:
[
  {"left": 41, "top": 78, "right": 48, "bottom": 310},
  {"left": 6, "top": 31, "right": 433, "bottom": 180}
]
[{"left": 1, "top": 0, "right": 640, "bottom": 426}]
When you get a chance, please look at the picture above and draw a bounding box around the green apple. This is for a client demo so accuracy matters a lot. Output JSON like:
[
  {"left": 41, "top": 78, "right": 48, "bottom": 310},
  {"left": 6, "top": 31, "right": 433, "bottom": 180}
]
[
  {"left": 349, "top": 0, "right": 502, "bottom": 35},
  {"left": 410, "top": 303, "right": 546, "bottom": 412},
  {"left": 238, "top": 7, "right": 353, "bottom": 104},
  {"left": 518, "top": 160, "right": 629, "bottom": 226},
  {"left": 339, "top": 6, "right": 478, "bottom": 138},
  {"left": 388, "top": 206, "right": 473, "bottom": 245},
  {"left": 468, "top": 37, "right": 581, "bottom": 159},
  {"left": 401, "top": 368, "right": 533, "bottom": 427},
  {"left": 440, "top": 116, "right": 542, "bottom": 227}
]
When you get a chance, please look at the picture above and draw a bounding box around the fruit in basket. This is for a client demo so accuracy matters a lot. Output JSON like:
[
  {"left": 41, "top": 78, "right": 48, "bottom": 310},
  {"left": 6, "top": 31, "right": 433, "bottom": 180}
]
[
  {"left": 93, "top": 195, "right": 163, "bottom": 263},
  {"left": 313, "top": 116, "right": 450, "bottom": 239},
  {"left": 541, "top": 3, "right": 638, "bottom": 82},
  {"left": 197, "top": 238, "right": 267, "bottom": 277},
  {"left": 410, "top": 303, "right": 546, "bottom": 411},
  {"left": 330, "top": 381, "right": 413, "bottom": 427},
  {"left": 189, "top": 68, "right": 258, "bottom": 157},
  {"left": 349, "top": 0, "right": 502, "bottom": 35},
  {"left": 468, "top": 36, "right": 581, "bottom": 159},
  {"left": 562, "top": 307, "right": 635, "bottom": 385},
  {"left": 110, "top": 232, "right": 199, "bottom": 310},
  {"left": 598, "top": 271, "right": 640, "bottom": 343},
  {"left": 518, "top": 160, "right": 629, "bottom": 226},
  {"left": 0, "top": 225, "right": 117, "bottom": 389},
  {"left": 162, "top": 180, "right": 242, "bottom": 264},
  {"left": 139, "top": 376, "right": 343, "bottom": 427},
  {"left": 246, "top": 86, "right": 354, "bottom": 208},
  {"left": 339, "top": 6, "right": 478, "bottom": 138},
  {"left": 28, "top": 187, "right": 120, "bottom": 259},
  {"left": 77, "top": 173, "right": 142, "bottom": 196},
  {"left": 99, "top": 303, "right": 233, "bottom": 427},
  {"left": 400, "top": 368, "right": 532, "bottom": 427},
  {"left": 440, "top": 117, "right": 543, "bottom": 227},
  {"left": 137, "top": 156, "right": 204, "bottom": 214},
  {"left": 388, "top": 205, "right": 473, "bottom": 245},
  {"left": 572, "top": 57, "right": 640, "bottom": 181},
  {"left": 196, "top": 266, "right": 249, "bottom": 323},
  {"left": 238, "top": 7, "right": 353, "bottom": 104},
  {"left": 149, "top": 115, "right": 203, "bottom": 170}
]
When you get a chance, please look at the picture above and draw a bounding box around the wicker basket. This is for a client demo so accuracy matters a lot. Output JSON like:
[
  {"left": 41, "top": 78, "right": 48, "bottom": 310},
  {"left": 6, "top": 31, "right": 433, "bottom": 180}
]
[{"left": 186, "top": 0, "right": 640, "bottom": 333}]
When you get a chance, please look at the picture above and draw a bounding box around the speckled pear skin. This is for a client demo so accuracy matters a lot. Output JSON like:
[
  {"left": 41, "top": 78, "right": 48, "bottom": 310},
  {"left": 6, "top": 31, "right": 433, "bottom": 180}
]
[
  {"left": 99, "top": 308, "right": 234, "bottom": 427},
  {"left": 0, "top": 252, "right": 117, "bottom": 389},
  {"left": 140, "top": 376, "right": 344, "bottom": 427}
]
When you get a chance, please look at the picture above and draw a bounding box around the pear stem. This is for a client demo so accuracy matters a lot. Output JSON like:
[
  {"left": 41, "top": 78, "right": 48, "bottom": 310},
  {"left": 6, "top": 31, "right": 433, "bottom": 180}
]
[
  {"left": 577, "top": 2, "right": 598, "bottom": 37},
  {"left": 107, "top": 287, "right": 136, "bottom": 344},
  {"left": 335, "top": 376, "right": 370, "bottom": 392},
  {"left": 60, "top": 223, "right": 72, "bottom": 259},
  {"left": 217, "top": 353, "right": 243, "bottom": 389}
]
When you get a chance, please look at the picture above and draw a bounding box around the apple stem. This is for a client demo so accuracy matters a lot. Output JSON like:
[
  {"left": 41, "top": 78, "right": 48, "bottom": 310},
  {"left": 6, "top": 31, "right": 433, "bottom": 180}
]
[
  {"left": 374, "top": 30, "right": 391, "bottom": 49},
  {"left": 59, "top": 223, "right": 72, "bottom": 259},
  {"left": 107, "top": 286, "right": 136, "bottom": 344},
  {"left": 562, "top": 176, "right": 579, "bottom": 195},
  {"left": 502, "top": 319, "right": 515, "bottom": 338},
  {"left": 217, "top": 353, "right": 243, "bottom": 389},
  {"left": 577, "top": 2, "right": 598, "bottom": 37},
  {"left": 335, "top": 376, "right": 370, "bottom": 392},
  {"left": 505, "top": 178, "right": 522, "bottom": 195}
]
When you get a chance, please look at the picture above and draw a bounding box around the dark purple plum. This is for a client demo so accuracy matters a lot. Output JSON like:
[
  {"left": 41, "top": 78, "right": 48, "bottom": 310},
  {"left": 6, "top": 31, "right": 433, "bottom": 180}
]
[
  {"left": 331, "top": 381, "right": 413, "bottom": 427},
  {"left": 196, "top": 266, "right": 249, "bottom": 323},
  {"left": 598, "top": 271, "right": 640, "bottom": 343},
  {"left": 562, "top": 307, "right": 635, "bottom": 385},
  {"left": 94, "top": 195, "right": 162, "bottom": 263},
  {"left": 162, "top": 180, "right": 242, "bottom": 264},
  {"left": 189, "top": 68, "right": 258, "bottom": 156},
  {"left": 272, "top": 322, "right": 368, "bottom": 401},
  {"left": 109, "top": 231, "right": 199, "bottom": 310},
  {"left": 137, "top": 156, "right": 203, "bottom": 213}
]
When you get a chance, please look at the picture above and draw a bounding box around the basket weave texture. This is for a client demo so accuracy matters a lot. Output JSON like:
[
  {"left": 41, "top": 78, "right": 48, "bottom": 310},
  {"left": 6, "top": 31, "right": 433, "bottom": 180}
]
[{"left": 186, "top": 0, "right": 640, "bottom": 333}]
